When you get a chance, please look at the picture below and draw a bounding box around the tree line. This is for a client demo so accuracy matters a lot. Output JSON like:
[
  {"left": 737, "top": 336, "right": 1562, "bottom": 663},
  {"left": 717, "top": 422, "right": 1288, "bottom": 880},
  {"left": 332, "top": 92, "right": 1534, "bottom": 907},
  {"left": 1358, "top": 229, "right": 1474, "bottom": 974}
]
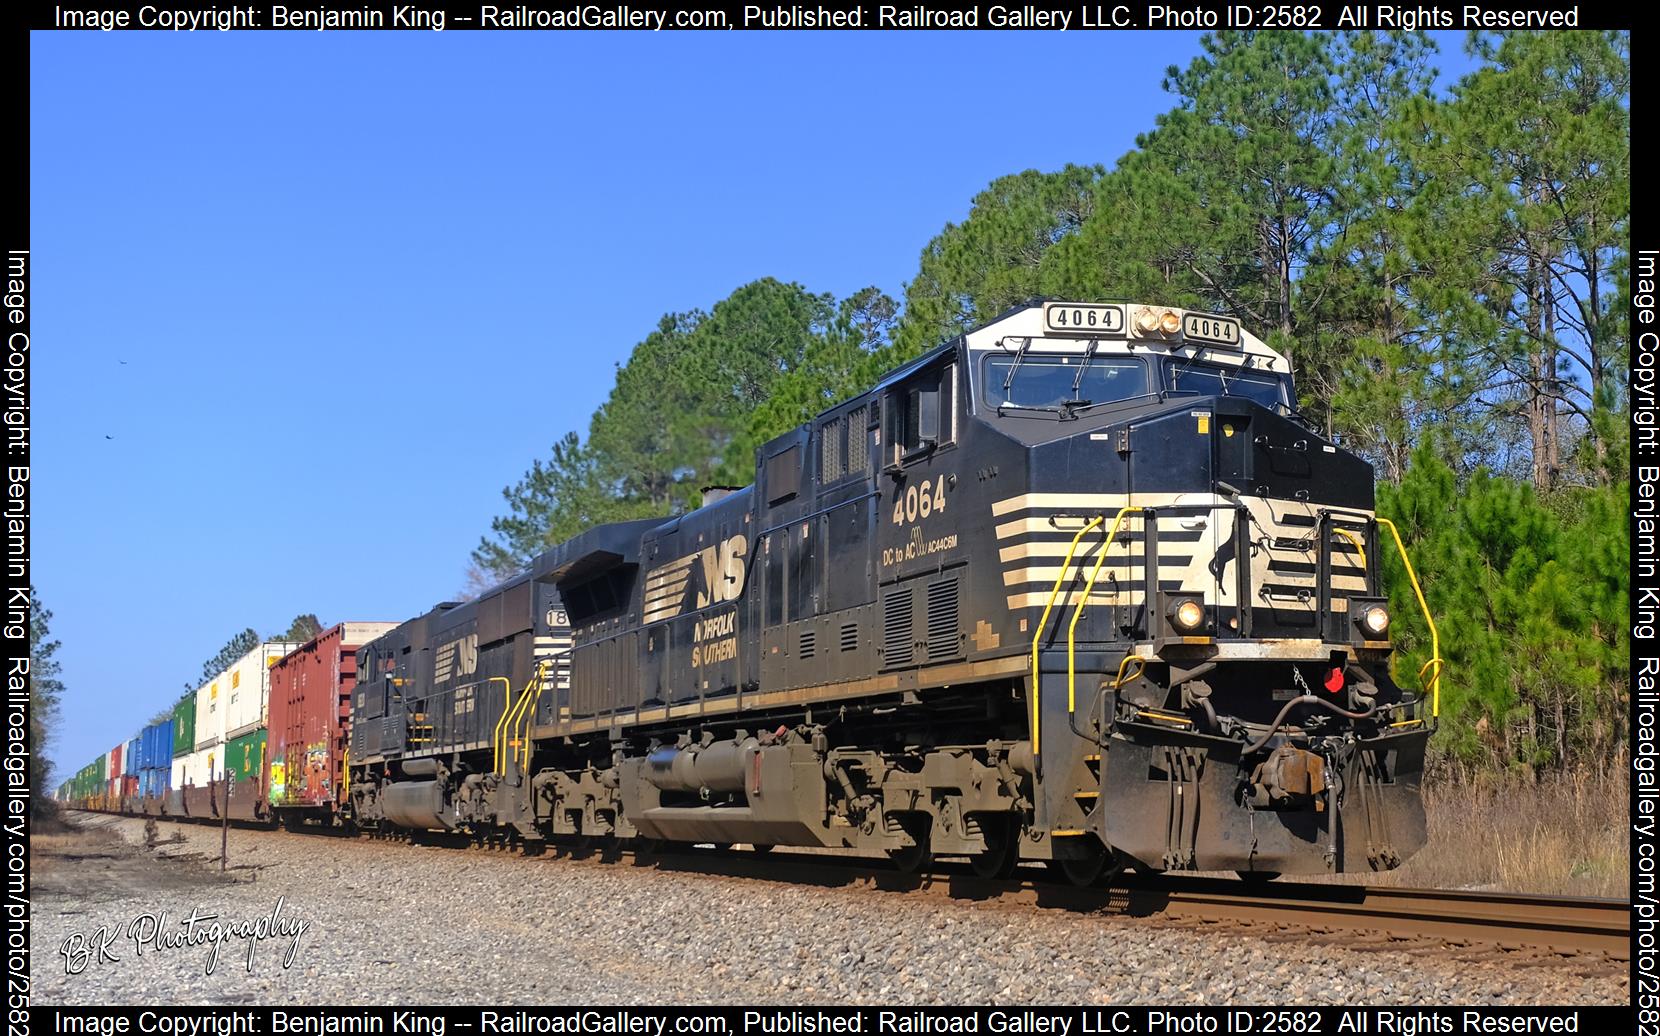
[{"left": 461, "top": 29, "right": 1623, "bottom": 775}]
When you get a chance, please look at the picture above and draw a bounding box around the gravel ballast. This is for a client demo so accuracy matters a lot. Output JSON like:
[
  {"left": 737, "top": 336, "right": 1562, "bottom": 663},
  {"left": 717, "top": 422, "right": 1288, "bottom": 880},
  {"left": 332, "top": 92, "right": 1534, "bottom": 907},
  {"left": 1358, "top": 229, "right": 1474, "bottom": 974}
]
[{"left": 31, "top": 814, "right": 1626, "bottom": 1006}]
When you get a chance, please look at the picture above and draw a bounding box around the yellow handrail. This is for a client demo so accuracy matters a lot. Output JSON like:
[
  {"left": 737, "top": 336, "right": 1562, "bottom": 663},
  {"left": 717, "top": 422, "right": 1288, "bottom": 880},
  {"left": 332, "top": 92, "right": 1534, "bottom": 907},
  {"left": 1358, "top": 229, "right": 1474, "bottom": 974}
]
[
  {"left": 500, "top": 663, "right": 548, "bottom": 773},
  {"left": 1068, "top": 507, "right": 1144, "bottom": 713},
  {"left": 1376, "top": 517, "right": 1441, "bottom": 717},
  {"left": 1111, "top": 652, "right": 1146, "bottom": 691},
  {"left": 1331, "top": 527, "right": 1368, "bottom": 574},
  {"left": 1029, "top": 515, "right": 1105, "bottom": 758},
  {"left": 488, "top": 676, "right": 516, "bottom": 775},
  {"left": 512, "top": 662, "right": 551, "bottom": 768}
]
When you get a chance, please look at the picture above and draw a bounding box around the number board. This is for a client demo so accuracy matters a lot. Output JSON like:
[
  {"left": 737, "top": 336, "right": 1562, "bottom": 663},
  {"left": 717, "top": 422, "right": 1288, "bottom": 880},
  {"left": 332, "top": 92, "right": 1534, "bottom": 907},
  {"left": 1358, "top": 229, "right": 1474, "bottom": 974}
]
[
  {"left": 1181, "top": 312, "right": 1242, "bottom": 347},
  {"left": 1042, "top": 302, "right": 1125, "bottom": 336}
]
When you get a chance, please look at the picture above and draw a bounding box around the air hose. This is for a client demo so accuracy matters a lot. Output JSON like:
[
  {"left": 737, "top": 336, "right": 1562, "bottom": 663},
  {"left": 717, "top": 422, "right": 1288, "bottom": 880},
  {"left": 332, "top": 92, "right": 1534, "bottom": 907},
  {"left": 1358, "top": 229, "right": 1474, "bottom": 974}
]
[{"left": 1240, "top": 695, "right": 1376, "bottom": 756}]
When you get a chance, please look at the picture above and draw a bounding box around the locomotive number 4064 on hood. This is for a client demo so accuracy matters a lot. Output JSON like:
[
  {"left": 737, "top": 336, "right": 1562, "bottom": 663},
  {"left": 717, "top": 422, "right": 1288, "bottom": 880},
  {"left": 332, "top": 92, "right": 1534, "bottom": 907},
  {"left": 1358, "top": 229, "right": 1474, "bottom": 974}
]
[{"left": 892, "top": 475, "right": 948, "bottom": 525}]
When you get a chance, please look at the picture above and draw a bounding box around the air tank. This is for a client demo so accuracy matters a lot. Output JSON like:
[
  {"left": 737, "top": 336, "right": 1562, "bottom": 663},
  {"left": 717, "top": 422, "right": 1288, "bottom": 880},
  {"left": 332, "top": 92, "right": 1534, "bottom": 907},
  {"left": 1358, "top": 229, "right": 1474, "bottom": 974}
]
[
  {"left": 380, "top": 780, "right": 452, "bottom": 830},
  {"left": 644, "top": 737, "right": 758, "bottom": 794}
]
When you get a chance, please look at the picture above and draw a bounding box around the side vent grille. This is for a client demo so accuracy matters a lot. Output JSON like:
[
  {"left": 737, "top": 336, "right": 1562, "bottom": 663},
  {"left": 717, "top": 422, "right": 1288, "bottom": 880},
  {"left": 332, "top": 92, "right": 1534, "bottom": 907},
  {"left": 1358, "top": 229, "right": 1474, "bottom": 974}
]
[
  {"left": 799, "top": 628, "right": 816, "bottom": 660},
  {"left": 846, "top": 406, "right": 869, "bottom": 474},
  {"left": 926, "top": 577, "right": 960, "bottom": 662},
  {"left": 840, "top": 622, "right": 859, "bottom": 653},
  {"left": 882, "top": 587, "right": 914, "bottom": 666}
]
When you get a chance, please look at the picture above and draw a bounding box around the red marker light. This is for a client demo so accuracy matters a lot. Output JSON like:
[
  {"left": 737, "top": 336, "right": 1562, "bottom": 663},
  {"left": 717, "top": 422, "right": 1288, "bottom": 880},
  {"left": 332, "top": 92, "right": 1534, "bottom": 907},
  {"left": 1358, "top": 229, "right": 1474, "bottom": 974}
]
[{"left": 1324, "top": 667, "right": 1345, "bottom": 694}]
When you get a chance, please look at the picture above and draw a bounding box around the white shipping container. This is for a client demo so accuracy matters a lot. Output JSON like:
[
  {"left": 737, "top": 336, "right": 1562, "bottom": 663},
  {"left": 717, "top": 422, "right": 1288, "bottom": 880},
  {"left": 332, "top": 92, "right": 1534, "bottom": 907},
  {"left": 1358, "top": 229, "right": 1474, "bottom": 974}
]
[
  {"left": 195, "top": 640, "right": 299, "bottom": 749},
  {"left": 227, "top": 641, "right": 298, "bottom": 739},
  {"left": 172, "top": 746, "right": 221, "bottom": 789},
  {"left": 194, "top": 674, "right": 225, "bottom": 751}
]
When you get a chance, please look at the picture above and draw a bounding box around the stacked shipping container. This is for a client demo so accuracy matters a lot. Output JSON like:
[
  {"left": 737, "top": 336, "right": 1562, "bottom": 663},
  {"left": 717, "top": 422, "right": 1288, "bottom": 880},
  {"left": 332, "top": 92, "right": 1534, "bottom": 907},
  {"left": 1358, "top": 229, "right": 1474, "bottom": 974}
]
[
  {"left": 123, "top": 737, "right": 140, "bottom": 798},
  {"left": 107, "top": 742, "right": 123, "bottom": 805},
  {"left": 61, "top": 626, "right": 396, "bottom": 823},
  {"left": 137, "top": 718, "right": 173, "bottom": 806}
]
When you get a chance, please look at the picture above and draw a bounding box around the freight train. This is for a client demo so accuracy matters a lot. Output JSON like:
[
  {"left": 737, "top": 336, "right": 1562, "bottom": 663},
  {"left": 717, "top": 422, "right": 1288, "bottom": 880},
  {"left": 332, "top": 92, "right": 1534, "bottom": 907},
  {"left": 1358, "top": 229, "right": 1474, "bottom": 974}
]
[{"left": 59, "top": 300, "right": 1441, "bottom": 881}]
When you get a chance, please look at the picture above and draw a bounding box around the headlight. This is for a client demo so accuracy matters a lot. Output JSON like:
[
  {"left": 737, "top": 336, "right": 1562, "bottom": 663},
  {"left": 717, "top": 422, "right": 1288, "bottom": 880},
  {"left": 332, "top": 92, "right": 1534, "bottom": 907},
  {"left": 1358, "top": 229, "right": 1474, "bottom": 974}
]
[
  {"left": 1159, "top": 309, "right": 1182, "bottom": 335},
  {"left": 1134, "top": 307, "right": 1161, "bottom": 334},
  {"left": 1169, "top": 598, "right": 1206, "bottom": 633},
  {"left": 1357, "top": 605, "right": 1390, "bottom": 637}
]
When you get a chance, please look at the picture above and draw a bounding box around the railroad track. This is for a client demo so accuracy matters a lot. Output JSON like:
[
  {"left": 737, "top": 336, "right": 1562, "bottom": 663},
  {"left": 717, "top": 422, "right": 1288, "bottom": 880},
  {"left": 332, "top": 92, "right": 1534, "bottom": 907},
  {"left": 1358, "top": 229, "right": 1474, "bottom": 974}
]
[
  {"left": 84, "top": 811, "right": 1633, "bottom": 961},
  {"left": 634, "top": 846, "right": 1631, "bottom": 962}
]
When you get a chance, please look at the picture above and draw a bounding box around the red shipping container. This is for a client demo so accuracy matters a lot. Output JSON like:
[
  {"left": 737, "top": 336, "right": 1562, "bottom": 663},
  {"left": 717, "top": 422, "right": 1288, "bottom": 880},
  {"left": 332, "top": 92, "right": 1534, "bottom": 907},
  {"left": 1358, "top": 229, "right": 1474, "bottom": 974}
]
[{"left": 267, "top": 622, "right": 395, "bottom": 819}]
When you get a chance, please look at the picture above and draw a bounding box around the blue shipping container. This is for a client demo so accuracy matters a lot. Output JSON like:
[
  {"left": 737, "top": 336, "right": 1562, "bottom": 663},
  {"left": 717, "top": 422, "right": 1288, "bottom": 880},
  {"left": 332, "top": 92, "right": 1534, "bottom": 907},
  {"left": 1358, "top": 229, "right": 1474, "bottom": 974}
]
[
  {"left": 133, "top": 721, "right": 168, "bottom": 775},
  {"left": 141, "top": 767, "right": 169, "bottom": 797}
]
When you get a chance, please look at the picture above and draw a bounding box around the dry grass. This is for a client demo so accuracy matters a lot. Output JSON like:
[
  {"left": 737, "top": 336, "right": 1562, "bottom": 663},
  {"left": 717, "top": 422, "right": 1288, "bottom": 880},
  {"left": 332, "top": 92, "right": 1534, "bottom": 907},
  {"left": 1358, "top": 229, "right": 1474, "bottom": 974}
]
[{"left": 1355, "top": 766, "right": 1629, "bottom": 898}]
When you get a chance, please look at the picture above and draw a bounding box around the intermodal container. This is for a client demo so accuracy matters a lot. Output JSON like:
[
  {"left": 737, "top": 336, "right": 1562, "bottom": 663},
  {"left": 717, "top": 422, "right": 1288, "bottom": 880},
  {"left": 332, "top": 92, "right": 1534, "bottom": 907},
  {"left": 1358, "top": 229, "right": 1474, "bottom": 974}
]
[
  {"left": 141, "top": 765, "right": 169, "bottom": 798},
  {"left": 224, "top": 727, "right": 266, "bottom": 789},
  {"left": 172, "top": 746, "right": 219, "bottom": 789},
  {"left": 172, "top": 695, "right": 196, "bottom": 757},
  {"left": 138, "top": 719, "right": 173, "bottom": 775},
  {"left": 195, "top": 641, "right": 299, "bottom": 752},
  {"left": 107, "top": 744, "right": 123, "bottom": 804},
  {"left": 269, "top": 622, "right": 396, "bottom": 809}
]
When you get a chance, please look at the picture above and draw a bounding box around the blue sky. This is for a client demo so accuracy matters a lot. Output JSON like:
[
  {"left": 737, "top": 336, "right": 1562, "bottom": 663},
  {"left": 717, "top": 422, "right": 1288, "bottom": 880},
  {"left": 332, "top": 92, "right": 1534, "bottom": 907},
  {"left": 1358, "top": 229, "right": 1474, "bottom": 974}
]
[{"left": 32, "top": 30, "right": 1479, "bottom": 775}]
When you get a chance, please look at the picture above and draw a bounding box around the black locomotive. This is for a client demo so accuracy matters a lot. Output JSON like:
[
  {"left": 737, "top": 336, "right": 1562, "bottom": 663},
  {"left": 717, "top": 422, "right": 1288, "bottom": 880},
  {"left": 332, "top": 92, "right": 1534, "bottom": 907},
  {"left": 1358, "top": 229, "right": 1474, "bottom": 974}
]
[{"left": 347, "top": 300, "right": 1437, "bottom": 880}]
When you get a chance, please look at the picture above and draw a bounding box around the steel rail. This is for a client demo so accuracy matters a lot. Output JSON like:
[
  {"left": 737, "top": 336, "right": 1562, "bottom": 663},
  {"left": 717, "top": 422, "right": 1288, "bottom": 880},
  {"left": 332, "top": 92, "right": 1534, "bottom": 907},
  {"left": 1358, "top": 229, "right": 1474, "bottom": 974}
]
[{"left": 636, "top": 848, "right": 1631, "bottom": 960}]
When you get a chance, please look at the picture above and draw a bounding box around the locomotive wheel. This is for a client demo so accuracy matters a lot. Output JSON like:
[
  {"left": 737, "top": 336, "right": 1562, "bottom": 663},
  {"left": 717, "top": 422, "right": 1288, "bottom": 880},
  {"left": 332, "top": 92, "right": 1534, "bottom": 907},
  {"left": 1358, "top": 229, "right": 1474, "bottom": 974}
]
[
  {"left": 886, "top": 818, "right": 932, "bottom": 874},
  {"left": 968, "top": 817, "right": 1020, "bottom": 880},
  {"left": 750, "top": 843, "right": 775, "bottom": 854}
]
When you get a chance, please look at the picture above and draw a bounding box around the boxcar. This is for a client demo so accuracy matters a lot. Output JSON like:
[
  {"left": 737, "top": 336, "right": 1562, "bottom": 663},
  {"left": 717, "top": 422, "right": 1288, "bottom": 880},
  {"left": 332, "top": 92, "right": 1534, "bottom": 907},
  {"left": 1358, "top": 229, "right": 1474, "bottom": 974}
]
[{"left": 268, "top": 622, "right": 396, "bottom": 827}]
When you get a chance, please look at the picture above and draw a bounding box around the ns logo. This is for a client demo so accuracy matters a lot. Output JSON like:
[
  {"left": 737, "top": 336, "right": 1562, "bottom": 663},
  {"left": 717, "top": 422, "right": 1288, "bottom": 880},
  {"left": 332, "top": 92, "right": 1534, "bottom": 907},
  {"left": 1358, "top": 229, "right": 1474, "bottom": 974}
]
[{"left": 696, "top": 534, "right": 748, "bottom": 608}]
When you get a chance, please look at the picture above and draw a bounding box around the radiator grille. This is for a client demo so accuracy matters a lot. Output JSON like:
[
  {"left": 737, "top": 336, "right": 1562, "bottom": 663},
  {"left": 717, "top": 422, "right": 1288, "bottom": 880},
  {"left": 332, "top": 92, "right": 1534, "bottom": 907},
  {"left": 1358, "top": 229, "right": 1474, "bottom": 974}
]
[
  {"left": 925, "top": 577, "right": 960, "bottom": 661},
  {"left": 799, "top": 627, "right": 816, "bottom": 660},
  {"left": 840, "top": 622, "right": 859, "bottom": 653},
  {"left": 882, "top": 587, "right": 914, "bottom": 666}
]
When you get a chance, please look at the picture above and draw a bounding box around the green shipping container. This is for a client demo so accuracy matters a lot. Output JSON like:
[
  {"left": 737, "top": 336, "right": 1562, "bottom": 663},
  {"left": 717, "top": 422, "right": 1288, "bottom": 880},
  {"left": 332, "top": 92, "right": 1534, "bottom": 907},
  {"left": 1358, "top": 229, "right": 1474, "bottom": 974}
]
[
  {"left": 172, "top": 695, "right": 196, "bottom": 756},
  {"left": 224, "top": 727, "right": 266, "bottom": 787}
]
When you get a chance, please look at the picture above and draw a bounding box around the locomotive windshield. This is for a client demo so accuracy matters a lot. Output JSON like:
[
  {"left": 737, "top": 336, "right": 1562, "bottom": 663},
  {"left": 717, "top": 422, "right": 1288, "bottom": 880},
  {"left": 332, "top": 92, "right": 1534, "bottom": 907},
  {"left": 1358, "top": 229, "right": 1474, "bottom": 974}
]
[
  {"left": 1167, "top": 360, "right": 1286, "bottom": 409},
  {"left": 982, "top": 354, "right": 1148, "bottom": 412}
]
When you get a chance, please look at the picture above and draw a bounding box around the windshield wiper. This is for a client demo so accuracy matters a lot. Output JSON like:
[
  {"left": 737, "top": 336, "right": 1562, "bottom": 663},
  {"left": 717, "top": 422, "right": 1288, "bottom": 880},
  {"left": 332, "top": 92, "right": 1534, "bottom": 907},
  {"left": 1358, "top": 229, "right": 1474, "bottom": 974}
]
[
  {"left": 1169, "top": 347, "right": 1207, "bottom": 396},
  {"left": 1002, "top": 336, "right": 1032, "bottom": 394},
  {"left": 1070, "top": 338, "right": 1098, "bottom": 397}
]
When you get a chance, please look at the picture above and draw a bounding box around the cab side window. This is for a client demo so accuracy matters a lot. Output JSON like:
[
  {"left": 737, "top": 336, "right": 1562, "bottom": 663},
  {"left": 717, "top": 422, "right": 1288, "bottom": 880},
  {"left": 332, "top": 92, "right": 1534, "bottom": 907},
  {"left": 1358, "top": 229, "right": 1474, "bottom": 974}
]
[{"left": 886, "top": 363, "right": 955, "bottom": 465}]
